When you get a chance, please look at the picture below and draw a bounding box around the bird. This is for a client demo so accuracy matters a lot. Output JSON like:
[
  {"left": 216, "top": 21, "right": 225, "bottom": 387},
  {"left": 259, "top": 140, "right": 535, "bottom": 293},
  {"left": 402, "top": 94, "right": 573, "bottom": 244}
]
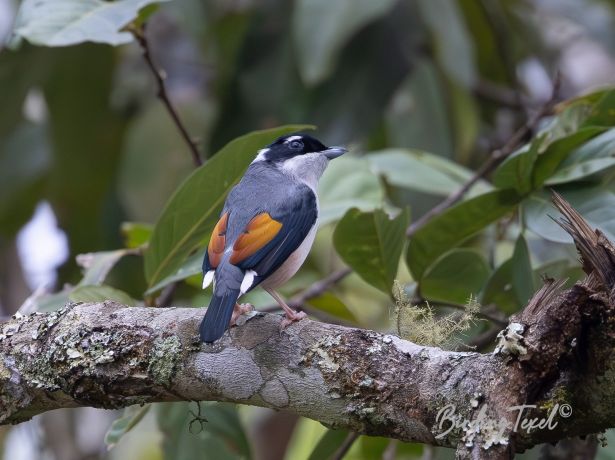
[{"left": 199, "top": 133, "right": 347, "bottom": 343}]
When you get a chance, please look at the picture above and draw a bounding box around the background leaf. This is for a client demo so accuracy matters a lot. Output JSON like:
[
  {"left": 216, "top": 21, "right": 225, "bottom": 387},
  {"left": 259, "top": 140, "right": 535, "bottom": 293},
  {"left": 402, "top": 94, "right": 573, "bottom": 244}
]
[
  {"left": 293, "top": 0, "right": 397, "bottom": 85},
  {"left": 12, "top": 0, "right": 168, "bottom": 47},
  {"left": 420, "top": 249, "right": 490, "bottom": 305},
  {"left": 407, "top": 189, "right": 521, "bottom": 279},
  {"left": 104, "top": 404, "right": 151, "bottom": 449}
]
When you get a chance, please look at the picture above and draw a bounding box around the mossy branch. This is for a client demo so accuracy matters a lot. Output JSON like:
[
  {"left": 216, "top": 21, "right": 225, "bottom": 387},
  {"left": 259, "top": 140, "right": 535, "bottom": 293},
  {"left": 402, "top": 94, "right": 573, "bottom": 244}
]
[{"left": 2, "top": 195, "right": 615, "bottom": 459}]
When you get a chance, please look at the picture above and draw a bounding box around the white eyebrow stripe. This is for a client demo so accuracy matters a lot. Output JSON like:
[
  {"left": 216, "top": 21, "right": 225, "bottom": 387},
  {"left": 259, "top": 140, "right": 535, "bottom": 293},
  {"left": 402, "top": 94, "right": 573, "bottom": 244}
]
[
  {"left": 252, "top": 148, "right": 270, "bottom": 163},
  {"left": 284, "top": 135, "right": 302, "bottom": 143}
]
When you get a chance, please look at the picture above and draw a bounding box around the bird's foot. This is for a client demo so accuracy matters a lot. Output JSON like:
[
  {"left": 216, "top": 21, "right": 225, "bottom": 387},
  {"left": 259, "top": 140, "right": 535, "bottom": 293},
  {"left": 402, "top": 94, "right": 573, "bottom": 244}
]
[
  {"left": 279, "top": 309, "right": 307, "bottom": 330},
  {"left": 229, "top": 303, "right": 254, "bottom": 326}
]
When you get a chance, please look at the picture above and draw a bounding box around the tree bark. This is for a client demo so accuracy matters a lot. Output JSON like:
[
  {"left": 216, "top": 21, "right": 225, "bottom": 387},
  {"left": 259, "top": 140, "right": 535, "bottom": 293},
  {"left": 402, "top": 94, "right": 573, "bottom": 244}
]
[{"left": 1, "top": 195, "right": 615, "bottom": 457}]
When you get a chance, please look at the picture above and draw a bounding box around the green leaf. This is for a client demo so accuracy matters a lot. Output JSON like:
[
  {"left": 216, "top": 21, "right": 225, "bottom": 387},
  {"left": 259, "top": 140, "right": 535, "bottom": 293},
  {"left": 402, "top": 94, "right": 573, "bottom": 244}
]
[
  {"left": 144, "top": 125, "right": 313, "bottom": 288},
  {"left": 145, "top": 252, "right": 202, "bottom": 296},
  {"left": 121, "top": 222, "right": 153, "bottom": 249},
  {"left": 11, "top": 0, "right": 169, "bottom": 47},
  {"left": 333, "top": 208, "right": 409, "bottom": 293},
  {"left": 481, "top": 259, "right": 517, "bottom": 315},
  {"left": 407, "top": 189, "right": 522, "bottom": 280},
  {"left": 523, "top": 185, "right": 615, "bottom": 243},
  {"left": 420, "top": 249, "right": 490, "bottom": 305},
  {"left": 308, "top": 429, "right": 349, "bottom": 460},
  {"left": 545, "top": 128, "right": 615, "bottom": 185},
  {"left": 492, "top": 137, "right": 542, "bottom": 193},
  {"left": 318, "top": 156, "right": 385, "bottom": 225},
  {"left": 69, "top": 285, "right": 136, "bottom": 306},
  {"left": 158, "top": 402, "right": 250, "bottom": 460},
  {"left": 305, "top": 293, "right": 357, "bottom": 323},
  {"left": 105, "top": 404, "right": 151, "bottom": 449},
  {"left": 293, "top": 0, "right": 396, "bottom": 85},
  {"left": 532, "top": 260, "right": 584, "bottom": 289},
  {"left": 532, "top": 127, "right": 606, "bottom": 186},
  {"left": 481, "top": 236, "right": 534, "bottom": 314},
  {"left": 416, "top": 0, "right": 476, "bottom": 87},
  {"left": 76, "top": 249, "right": 134, "bottom": 286},
  {"left": 510, "top": 235, "right": 534, "bottom": 307},
  {"left": 366, "top": 148, "right": 491, "bottom": 196},
  {"left": 386, "top": 60, "right": 453, "bottom": 158}
]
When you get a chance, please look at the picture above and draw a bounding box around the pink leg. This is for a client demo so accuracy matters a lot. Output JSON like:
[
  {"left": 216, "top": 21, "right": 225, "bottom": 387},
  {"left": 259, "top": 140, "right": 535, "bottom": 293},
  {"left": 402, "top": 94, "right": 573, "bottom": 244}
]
[
  {"left": 265, "top": 288, "right": 307, "bottom": 329},
  {"left": 229, "top": 303, "right": 254, "bottom": 326}
]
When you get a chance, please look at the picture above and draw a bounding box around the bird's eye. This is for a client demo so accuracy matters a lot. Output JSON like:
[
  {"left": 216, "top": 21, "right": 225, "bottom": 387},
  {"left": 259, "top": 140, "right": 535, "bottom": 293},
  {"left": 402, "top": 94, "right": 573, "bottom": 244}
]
[{"left": 290, "top": 140, "right": 303, "bottom": 150}]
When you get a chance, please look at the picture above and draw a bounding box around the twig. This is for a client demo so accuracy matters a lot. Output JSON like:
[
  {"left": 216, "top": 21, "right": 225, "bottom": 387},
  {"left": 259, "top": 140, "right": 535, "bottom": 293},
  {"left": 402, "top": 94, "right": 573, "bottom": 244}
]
[
  {"left": 406, "top": 72, "right": 562, "bottom": 238},
  {"left": 131, "top": 24, "right": 202, "bottom": 167},
  {"left": 331, "top": 432, "right": 359, "bottom": 460},
  {"left": 260, "top": 268, "right": 352, "bottom": 314}
]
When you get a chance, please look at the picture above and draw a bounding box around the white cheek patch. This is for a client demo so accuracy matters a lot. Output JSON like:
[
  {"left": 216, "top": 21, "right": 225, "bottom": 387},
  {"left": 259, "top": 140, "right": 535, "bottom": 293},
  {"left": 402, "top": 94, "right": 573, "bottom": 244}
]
[
  {"left": 202, "top": 270, "right": 215, "bottom": 289},
  {"left": 240, "top": 269, "right": 257, "bottom": 295}
]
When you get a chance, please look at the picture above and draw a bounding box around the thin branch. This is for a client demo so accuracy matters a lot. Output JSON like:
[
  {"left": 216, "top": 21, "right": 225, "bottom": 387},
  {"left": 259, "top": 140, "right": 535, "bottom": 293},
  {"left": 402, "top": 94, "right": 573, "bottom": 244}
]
[
  {"left": 332, "top": 432, "right": 360, "bottom": 460},
  {"left": 131, "top": 24, "right": 202, "bottom": 167},
  {"left": 406, "top": 72, "right": 562, "bottom": 238}
]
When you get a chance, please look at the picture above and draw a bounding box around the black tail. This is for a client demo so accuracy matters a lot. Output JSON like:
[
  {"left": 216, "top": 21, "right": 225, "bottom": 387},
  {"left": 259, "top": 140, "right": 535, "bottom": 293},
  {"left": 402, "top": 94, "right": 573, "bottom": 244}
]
[{"left": 200, "top": 289, "right": 240, "bottom": 343}]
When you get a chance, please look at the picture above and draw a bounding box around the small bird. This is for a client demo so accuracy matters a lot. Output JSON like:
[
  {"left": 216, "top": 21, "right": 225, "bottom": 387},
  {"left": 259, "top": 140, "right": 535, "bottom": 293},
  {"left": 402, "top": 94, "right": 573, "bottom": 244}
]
[{"left": 200, "top": 133, "right": 347, "bottom": 342}]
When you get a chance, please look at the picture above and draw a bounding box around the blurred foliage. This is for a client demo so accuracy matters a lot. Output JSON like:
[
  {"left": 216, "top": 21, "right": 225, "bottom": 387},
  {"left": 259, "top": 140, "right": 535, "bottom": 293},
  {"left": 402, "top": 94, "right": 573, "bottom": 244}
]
[{"left": 3, "top": 0, "right": 615, "bottom": 459}]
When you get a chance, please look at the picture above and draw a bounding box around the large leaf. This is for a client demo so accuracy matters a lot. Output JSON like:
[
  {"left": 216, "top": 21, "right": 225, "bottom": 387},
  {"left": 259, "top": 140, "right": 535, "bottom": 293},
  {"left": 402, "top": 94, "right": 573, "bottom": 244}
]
[
  {"left": 69, "top": 285, "right": 136, "bottom": 306},
  {"left": 407, "top": 189, "right": 522, "bottom": 280},
  {"left": 318, "top": 156, "right": 385, "bottom": 225},
  {"left": 545, "top": 128, "right": 615, "bottom": 185},
  {"left": 76, "top": 249, "right": 134, "bottom": 286},
  {"left": 366, "top": 148, "right": 491, "bottom": 196},
  {"left": 292, "top": 0, "right": 397, "bottom": 85},
  {"left": 532, "top": 127, "right": 606, "bottom": 186},
  {"left": 416, "top": 0, "right": 476, "bottom": 87},
  {"left": 145, "top": 252, "right": 202, "bottom": 296},
  {"left": 105, "top": 405, "right": 151, "bottom": 449},
  {"left": 333, "top": 208, "right": 409, "bottom": 293},
  {"left": 420, "top": 249, "right": 490, "bottom": 305},
  {"left": 11, "top": 0, "right": 167, "bottom": 47},
  {"left": 523, "top": 185, "right": 615, "bottom": 243},
  {"left": 482, "top": 235, "right": 534, "bottom": 314},
  {"left": 157, "top": 402, "right": 250, "bottom": 460},
  {"left": 492, "top": 137, "right": 542, "bottom": 194},
  {"left": 386, "top": 60, "right": 453, "bottom": 158},
  {"left": 144, "top": 125, "right": 313, "bottom": 288}
]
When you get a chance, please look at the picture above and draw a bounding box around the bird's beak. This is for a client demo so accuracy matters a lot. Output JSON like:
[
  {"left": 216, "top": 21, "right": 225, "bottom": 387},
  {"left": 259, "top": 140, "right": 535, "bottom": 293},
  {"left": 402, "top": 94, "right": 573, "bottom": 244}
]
[{"left": 322, "top": 146, "right": 347, "bottom": 160}]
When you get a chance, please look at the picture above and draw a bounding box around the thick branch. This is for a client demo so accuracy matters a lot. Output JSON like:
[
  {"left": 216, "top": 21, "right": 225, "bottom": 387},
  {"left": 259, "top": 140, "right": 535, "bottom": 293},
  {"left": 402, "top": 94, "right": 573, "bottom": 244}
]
[{"left": 3, "top": 195, "right": 615, "bottom": 456}]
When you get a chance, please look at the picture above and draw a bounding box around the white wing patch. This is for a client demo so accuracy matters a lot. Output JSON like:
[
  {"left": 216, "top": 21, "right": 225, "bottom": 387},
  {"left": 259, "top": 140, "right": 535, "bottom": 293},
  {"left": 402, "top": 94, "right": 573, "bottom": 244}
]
[
  {"left": 202, "top": 270, "right": 215, "bottom": 289},
  {"left": 240, "top": 269, "right": 257, "bottom": 295}
]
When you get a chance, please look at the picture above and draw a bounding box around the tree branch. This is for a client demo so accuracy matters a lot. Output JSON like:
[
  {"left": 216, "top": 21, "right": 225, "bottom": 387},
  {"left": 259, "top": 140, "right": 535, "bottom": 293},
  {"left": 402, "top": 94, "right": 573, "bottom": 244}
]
[
  {"left": 406, "top": 73, "right": 561, "bottom": 238},
  {"left": 131, "top": 24, "right": 202, "bottom": 167},
  {"left": 3, "top": 195, "right": 615, "bottom": 457}
]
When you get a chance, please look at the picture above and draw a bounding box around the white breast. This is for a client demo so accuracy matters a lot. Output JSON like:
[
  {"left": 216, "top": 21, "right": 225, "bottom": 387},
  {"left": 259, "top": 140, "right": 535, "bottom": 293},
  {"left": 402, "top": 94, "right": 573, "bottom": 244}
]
[{"left": 260, "top": 222, "right": 318, "bottom": 289}]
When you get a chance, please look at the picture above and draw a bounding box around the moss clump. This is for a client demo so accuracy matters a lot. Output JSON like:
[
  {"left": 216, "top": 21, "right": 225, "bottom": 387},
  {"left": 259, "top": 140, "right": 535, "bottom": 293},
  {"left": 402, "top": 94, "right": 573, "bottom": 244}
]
[
  {"left": 393, "top": 282, "right": 480, "bottom": 349},
  {"left": 148, "top": 336, "right": 182, "bottom": 386}
]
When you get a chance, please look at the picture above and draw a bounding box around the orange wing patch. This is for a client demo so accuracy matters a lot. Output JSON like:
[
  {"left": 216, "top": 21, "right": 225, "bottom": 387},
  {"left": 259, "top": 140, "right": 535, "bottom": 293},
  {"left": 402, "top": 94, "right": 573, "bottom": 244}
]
[
  {"left": 230, "top": 213, "right": 282, "bottom": 265},
  {"left": 207, "top": 212, "right": 228, "bottom": 268}
]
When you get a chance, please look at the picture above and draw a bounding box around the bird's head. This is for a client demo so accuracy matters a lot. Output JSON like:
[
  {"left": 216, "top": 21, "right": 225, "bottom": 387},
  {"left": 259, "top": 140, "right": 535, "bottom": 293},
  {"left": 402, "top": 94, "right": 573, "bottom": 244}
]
[{"left": 252, "top": 133, "right": 347, "bottom": 185}]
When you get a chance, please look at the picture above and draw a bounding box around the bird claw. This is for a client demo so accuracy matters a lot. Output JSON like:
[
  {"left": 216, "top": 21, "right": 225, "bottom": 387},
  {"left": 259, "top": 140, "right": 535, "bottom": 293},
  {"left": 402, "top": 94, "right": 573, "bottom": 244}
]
[
  {"left": 230, "top": 303, "right": 254, "bottom": 326},
  {"left": 279, "top": 310, "right": 307, "bottom": 331}
]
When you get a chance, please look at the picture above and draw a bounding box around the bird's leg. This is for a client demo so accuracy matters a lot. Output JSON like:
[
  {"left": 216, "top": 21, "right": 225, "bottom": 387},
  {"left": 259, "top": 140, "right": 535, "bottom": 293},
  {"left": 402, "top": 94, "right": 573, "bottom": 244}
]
[
  {"left": 229, "top": 303, "right": 253, "bottom": 326},
  {"left": 265, "top": 288, "right": 307, "bottom": 329}
]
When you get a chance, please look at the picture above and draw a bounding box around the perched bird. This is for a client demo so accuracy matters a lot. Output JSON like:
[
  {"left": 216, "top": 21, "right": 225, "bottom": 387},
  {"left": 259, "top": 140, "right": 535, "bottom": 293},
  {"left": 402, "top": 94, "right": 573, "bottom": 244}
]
[{"left": 200, "top": 133, "right": 347, "bottom": 342}]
